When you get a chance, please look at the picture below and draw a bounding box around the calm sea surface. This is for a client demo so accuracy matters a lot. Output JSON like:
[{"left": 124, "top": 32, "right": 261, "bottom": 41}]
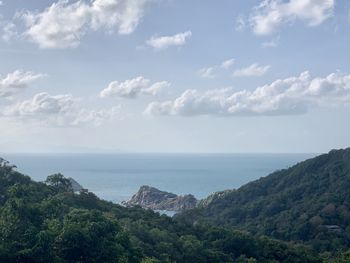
[{"left": 2, "top": 153, "right": 316, "bottom": 203}]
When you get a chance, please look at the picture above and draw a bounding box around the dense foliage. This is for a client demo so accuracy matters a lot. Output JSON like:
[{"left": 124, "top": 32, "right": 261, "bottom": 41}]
[
  {"left": 0, "top": 158, "right": 321, "bottom": 262},
  {"left": 177, "top": 148, "right": 350, "bottom": 253}
]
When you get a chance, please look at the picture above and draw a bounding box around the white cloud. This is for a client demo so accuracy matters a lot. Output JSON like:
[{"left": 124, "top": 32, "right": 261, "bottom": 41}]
[
  {"left": 89, "top": 0, "right": 148, "bottom": 34},
  {"left": 142, "top": 81, "right": 171, "bottom": 96},
  {"left": 250, "top": 0, "right": 335, "bottom": 35},
  {"left": 100, "top": 76, "right": 170, "bottom": 99},
  {"left": 145, "top": 71, "right": 350, "bottom": 117},
  {"left": 21, "top": 1, "right": 89, "bottom": 49},
  {"left": 21, "top": 0, "right": 150, "bottom": 49},
  {"left": 100, "top": 76, "right": 149, "bottom": 98},
  {"left": 3, "top": 92, "right": 120, "bottom": 126},
  {"left": 197, "top": 67, "right": 215, "bottom": 79},
  {"left": 146, "top": 31, "right": 192, "bottom": 50},
  {"left": 233, "top": 63, "right": 270, "bottom": 77},
  {"left": 221, "top": 58, "right": 235, "bottom": 69},
  {"left": 0, "top": 1, "right": 3, "bottom": 6},
  {"left": 5, "top": 92, "right": 75, "bottom": 116},
  {"left": 0, "top": 70, "right": 44, "bottom": 98}
]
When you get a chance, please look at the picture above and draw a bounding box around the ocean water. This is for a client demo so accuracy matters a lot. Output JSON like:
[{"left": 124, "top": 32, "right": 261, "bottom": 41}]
[{"left": 2, "top": 153, "right": 316, "bottom": 203}]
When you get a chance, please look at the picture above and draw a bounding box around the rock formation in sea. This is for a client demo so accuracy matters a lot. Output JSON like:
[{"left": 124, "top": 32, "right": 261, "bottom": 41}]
[{"left": 124, "top": 185, "right": 198, "bottom": 212}]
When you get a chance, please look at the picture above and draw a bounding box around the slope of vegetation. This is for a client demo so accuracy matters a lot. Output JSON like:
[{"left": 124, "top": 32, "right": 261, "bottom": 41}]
[
  {"left": 177, "top": 148, "right": 350, "bottom": 253},
  {"left": 0, "top": 158, "right": 321, "bottom": 263}
]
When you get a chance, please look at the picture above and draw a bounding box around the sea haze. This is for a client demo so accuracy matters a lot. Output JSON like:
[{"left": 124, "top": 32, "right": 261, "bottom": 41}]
[{"left": 2, "top": 153, "right": 316, "bottom": 203}]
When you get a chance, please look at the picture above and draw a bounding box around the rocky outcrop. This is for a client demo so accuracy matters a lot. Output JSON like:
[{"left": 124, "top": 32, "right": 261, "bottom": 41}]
[
  {"left": 68, "top": 177, "right": 84, "bottom": 192},
  {"left": 124, "top": 185, "right": 198, "bottom": 212}
]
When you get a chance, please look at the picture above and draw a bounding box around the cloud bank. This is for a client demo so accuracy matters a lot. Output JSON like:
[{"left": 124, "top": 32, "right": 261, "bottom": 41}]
[{"left": 145, "top": 71, "right": 350, "bottom": 117}]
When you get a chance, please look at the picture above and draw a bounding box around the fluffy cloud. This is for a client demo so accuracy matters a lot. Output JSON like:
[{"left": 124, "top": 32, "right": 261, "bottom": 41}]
[
  {"left": 145, "top": 71, "right": 350, "bottom": 117},
  {"left": 233, "top": 63, "right": 270, "bottom": 77},
  {"left": 100, "top": 76, "right": 170, "bottom": 99},
  {"left": 21, "top": 0, "right": 150, "bottom": 49},
  {"left": 0, "top": 70, "right": 44, "bottom": 98},
  {"left": 5, "top": 92, "right": 75, "bottom": 116},
  {"left": 3, "top": 92, "right": 120, "bottom": 126},
  {"left": 142, "top": 81, "right": 171, "bottom": 96},
  {"left": 146, "top": 31, "right": 192, "bottom": 50},
  {"left": 250, "top": 0, "right": 335, "bottom": 35}
]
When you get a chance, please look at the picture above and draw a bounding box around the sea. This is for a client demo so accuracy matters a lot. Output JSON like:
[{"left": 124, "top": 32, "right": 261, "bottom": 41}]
[{"left": 1, "top": 153, "right": 316, "bottom": 203}]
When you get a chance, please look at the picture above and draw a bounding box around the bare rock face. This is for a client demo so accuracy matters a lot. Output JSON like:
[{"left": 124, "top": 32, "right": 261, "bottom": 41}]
[
  {"left": 68, "top": 177, "right": 84, "bottom": 192},
  {"left": 124, "top": 185, "right": 198, "bottom": 212}
]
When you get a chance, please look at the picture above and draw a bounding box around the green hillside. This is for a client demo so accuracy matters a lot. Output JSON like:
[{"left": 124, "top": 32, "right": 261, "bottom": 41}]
[
  {"left": 0, "top": 158, "right": 320, "bottom": 263},
  {"left": 177, "top": 148, "right": 350, "bottom": 253}
]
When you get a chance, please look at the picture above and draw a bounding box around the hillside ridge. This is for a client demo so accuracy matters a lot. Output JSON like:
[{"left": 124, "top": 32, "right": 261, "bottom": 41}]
[{"left": 177, "top": 148, "right": 350, "bottom": 252}]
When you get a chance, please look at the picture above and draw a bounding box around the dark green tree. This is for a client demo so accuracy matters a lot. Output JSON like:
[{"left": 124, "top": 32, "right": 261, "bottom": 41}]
[{"left": 45, "top": 173, "right": 73, "bottom": 192}]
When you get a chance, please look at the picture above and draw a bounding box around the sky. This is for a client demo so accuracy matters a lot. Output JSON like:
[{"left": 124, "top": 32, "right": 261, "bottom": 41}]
[{"left": 0, "top": 0, "right": 350, "bottom": 153}]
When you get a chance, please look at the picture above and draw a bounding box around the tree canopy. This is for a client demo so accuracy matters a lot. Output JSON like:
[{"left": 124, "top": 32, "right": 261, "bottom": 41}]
[
  {"left": 0, "top": 160, "right": 322, "bottom": 262},
  {"left": 177, "top": 148, "right": 350, "bottom": 253}
]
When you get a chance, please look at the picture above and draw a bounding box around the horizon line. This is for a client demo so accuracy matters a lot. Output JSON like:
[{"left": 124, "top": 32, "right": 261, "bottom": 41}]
[{"left": 0, "top": 151, "right": 322, "bottom": 155}]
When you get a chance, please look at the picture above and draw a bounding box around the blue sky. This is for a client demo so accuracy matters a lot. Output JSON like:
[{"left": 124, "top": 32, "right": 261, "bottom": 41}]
[{"left": 0, "top": 0, "right": 350, "bottom": 153}]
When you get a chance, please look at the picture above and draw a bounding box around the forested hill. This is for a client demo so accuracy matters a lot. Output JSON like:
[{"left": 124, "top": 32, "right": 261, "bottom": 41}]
[
  {"left": 177, "top": 148, "right": 350, "bottom": 253},
  {"left": 0, "top": 158, "right": 321, "bottom": 263}
]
